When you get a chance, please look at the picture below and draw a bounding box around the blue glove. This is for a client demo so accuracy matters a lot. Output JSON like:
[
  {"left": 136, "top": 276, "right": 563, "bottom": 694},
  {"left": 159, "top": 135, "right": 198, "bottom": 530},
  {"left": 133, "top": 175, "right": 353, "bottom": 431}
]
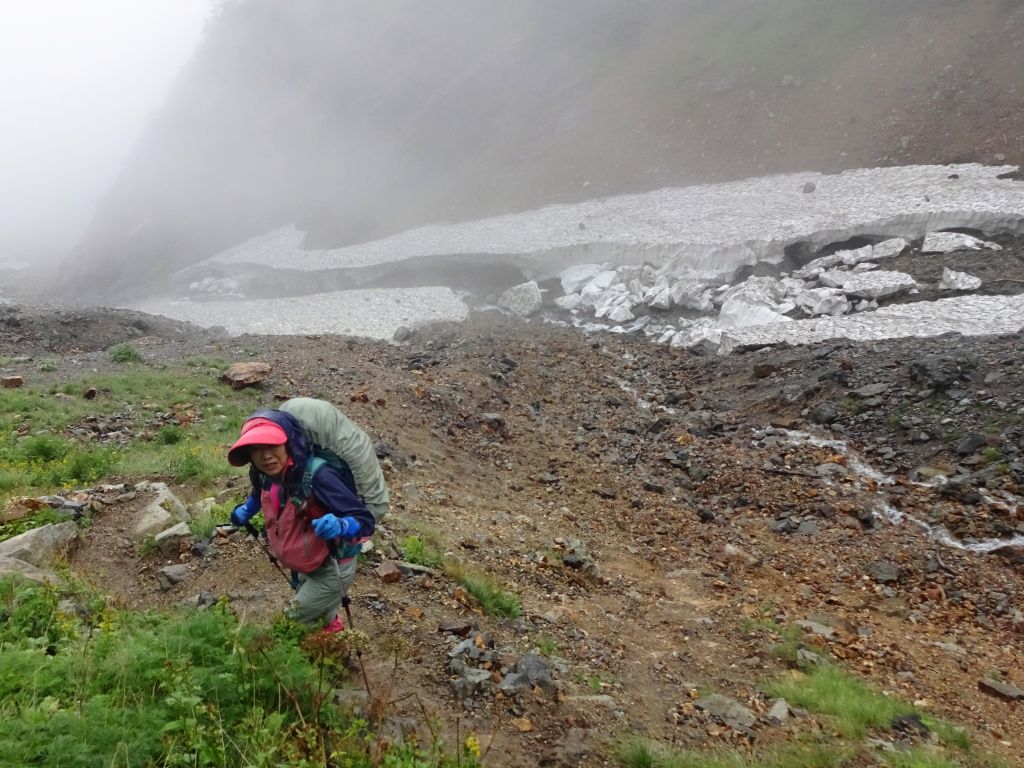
[
  {"left": 312, "top": 514, "right": 360, "bottom": 541},
  {"left": 230, "top": 496, "right": 261, "bottom": 528}
]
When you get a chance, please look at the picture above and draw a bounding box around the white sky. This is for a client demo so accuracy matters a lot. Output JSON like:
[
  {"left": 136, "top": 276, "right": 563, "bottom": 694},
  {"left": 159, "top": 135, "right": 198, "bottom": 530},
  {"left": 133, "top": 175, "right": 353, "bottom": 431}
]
[{"left": 0, "top": 0, "right": 212, "bottom": 267}]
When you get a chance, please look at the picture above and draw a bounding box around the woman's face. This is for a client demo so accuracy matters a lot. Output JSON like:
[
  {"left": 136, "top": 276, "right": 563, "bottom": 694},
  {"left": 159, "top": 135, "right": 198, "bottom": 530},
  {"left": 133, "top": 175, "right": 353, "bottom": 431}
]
[{"left": 249, "top": 443, "right": 288, "bottom": 476}]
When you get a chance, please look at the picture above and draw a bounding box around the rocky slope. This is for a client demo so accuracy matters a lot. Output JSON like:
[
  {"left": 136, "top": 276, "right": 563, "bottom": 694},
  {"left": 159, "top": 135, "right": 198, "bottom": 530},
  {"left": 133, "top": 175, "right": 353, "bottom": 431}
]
[
  {"left": 58, "top": 0, "right": 1024, "bottom": 300},
  {"left": 2, "top": 306, "right": 1022, "bottom": 766}
]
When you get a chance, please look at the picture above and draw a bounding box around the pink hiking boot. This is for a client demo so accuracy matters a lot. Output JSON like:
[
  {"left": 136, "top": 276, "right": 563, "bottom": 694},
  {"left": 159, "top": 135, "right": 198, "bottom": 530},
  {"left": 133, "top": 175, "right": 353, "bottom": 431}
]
[{"left": 322, "top": 615, "right": 345, "bottom": 634}]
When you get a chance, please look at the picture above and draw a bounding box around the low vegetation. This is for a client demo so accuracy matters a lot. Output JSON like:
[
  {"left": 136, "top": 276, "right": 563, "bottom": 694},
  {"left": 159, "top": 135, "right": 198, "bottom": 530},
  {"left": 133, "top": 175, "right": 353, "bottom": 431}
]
[
  {"left": 0, "top": 368, "right": 264, "bottom": 505},
  {"left": 615, "top": 663, "right": 990, "bottom": 768},
  {"left": 399, "top": 533, "right": 522, "bottom": 618},
  {"left": 108, "top": 342, "right": 142, "bottom": 364},
  {"left": 0, "top": 576, "right": 480, "bottom": 768}
]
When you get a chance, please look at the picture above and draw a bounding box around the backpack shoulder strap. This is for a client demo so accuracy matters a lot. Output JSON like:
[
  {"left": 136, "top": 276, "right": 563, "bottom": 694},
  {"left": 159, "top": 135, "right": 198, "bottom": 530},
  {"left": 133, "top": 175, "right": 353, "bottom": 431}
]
[{"left": 299, "top": 455, "right": 329, "bottom": 502}]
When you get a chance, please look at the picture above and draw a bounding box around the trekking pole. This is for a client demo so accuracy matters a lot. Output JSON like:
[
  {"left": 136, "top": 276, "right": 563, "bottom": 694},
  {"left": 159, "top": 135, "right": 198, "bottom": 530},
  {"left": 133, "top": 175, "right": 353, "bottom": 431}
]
[
  {"left": 235, "top": 520, "right": 295, "bottom": 590},
  {"left": 328, "top": 540, "right": 372, "bottom": 694}
]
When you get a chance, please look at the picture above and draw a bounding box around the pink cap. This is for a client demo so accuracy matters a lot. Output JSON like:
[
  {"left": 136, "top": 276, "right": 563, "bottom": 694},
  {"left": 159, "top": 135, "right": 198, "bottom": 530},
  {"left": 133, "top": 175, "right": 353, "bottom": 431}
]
[{"left": 227, "top": 417, "right": 287, "bottom": 466}]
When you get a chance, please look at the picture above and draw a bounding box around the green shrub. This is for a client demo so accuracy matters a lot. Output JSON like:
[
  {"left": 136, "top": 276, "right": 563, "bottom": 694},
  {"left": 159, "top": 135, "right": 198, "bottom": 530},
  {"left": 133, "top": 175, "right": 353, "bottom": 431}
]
[
  {"left": 537, "top": 635, "right": 558, "bottom": 657},
  {"left": 0, "top": 576, "right": 478, "bottom": 768},
  {"left": 983, "top": 447, "right": 1003, "bottom": 463},
  {"left": 108, "top": 343, "right": 142, "bottom": 364},
  {"left": 156, "top": 424, "right": 185, "bottom": 445},
  {"left": 18, "top": 434, "right": 70, "bottom": 463},
  {"left": 399, "top": 535, "right": 443, "bottom": 568},
  {"left": 189, "top": 503, "right": 229, "bottom": 540}
]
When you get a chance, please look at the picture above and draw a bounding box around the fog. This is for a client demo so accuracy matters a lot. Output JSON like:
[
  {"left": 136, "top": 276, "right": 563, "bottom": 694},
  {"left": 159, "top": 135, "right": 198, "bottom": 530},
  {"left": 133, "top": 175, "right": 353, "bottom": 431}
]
[
  {"left": 0, "top": 0, "right": 1016, "bottom": 301},
  {"left": 0, "top": 0, "right": 210, "bottom": 268}
]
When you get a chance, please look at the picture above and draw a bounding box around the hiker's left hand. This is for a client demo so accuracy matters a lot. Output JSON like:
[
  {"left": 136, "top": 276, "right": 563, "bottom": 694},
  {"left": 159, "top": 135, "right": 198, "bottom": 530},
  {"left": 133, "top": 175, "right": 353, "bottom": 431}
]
[{"left": 312, "top": 513, "right": 360, "bottom": 541}]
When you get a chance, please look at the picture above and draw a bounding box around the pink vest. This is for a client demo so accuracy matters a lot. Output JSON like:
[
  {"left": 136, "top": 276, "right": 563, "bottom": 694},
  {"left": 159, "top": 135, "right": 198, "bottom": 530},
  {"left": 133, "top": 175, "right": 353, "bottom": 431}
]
[{"left": 261, "top": 483, "right": 330, "bottom": 573}]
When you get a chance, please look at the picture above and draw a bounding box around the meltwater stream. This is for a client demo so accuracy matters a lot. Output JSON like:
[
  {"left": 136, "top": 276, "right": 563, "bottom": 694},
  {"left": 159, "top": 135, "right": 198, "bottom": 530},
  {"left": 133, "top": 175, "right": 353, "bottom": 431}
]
[{"left": 765, "top": 429, "right": 1024, "bottom": 554}]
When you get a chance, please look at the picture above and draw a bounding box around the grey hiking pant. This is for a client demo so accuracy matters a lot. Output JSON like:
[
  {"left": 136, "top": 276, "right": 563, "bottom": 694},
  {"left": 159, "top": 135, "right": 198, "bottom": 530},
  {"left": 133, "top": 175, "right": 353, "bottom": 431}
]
[{"left": 286, "top": 555, "right": 357, "bottom": 627}]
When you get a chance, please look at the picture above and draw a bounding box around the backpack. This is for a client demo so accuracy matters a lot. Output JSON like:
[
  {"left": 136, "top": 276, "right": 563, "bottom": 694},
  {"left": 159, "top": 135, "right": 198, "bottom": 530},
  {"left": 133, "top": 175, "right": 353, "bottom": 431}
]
[{"left": 279, "top": 397, "right": 389, "bottom": 522}]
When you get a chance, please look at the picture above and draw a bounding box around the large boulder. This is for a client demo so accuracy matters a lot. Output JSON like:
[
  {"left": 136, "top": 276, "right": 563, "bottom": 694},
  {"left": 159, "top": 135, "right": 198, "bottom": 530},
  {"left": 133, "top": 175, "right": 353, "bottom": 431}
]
[
  {"left": 0, "top": 556, "right": 62, "bottom": 584},
  {"left": 558, "top": 264, "right": 606, "bottom": 294},
  {"left": 718, "top": 296, "right": 792, "bottom": 329},
  {"left": 795, "top": 287, "right": 850, "bottom": 317},
  {"left": 133, "top": 482, "right": 189, "bottom": 539},
  {"left": 0, "top": 522, "right": 78, "bottom": 567},
  {"left": 498, "top": 281, "right": 544, "bottom": 317},
  {"left": 870, "top": 238, "right": 908, "bottom": 260},
  {"left": 668, "top": 279, "right": 713, "bottom": 311},
  {"left": 837, "top": 245, "right": 875, "bottom": 266}
]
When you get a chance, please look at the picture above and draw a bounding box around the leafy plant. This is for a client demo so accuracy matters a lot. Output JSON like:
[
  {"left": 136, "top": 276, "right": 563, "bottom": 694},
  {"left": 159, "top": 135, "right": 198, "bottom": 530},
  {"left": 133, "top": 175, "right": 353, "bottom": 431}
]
[
  {"left": 399, "top": 535, "right": 443, "bottom": 568},
  {"left": 137, "top": 535, "right": 159, "bottom": 557},
  {"left": 156, "top": 424, "right": 185, "bottom": 445},
  {"left": 108, "top": 343, "right": 142, "bottom": 364},
  {"left": 0, "top": 508, "right": 65, "bottom": 544},
  {"left": 536, "top": 635, "right": 558, "bottom": 657},
  {"left": 18, "top": 434, "right": 70, "bottom": 463}
]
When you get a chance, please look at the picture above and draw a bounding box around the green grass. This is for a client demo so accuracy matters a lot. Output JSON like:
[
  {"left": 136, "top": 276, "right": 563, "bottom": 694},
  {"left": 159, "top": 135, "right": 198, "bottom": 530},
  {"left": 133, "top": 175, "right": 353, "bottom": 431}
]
[
  {"left": 442, "top": 560, "right": 521, "bottom": 618},
  {"left": 458, "top": 572, "right": 521, "bottom": 618},
  {"left": 0, "top": 575, "right": 479, "bottom": 768},
  {"left": 921, "top": 716, "right": 972, "bottom": 751},
  {"left": 393, "top": 530, "right": 521, "bottom": 617},
  {"left": 615, "top": 738, "right": 848, "bottom": 768},
  {"left": 399, "top": 535, "right": 443, "bottom": 568},
  {"left": 156, "top": 424, "right": 185, "bottom": 445},
  {"left": 0, "top": 509, "right": 66, "bottom": 544},
  {"left": 768, "top": 665, "right": 914, "bottom": 738},
  {"left": 189, "top": 502, "right": 230, "bottom": 540},
  {"left": 185, "top": 356, "right": 229, "bottom": 371},
  {"left": 536, "top": 635, "right": 558, "bottom": 657},
  {"left": 0, "top": 369, "right": 265, "bottom": 506},
  {"left": 882, "top": 749, "right": 963, "bottom": 768},
  {"left": 615, "top": 664, "right": 988, "bottom": 768},
  {"left": 108, "top": 343, "right": 142, "bottom": 363}
]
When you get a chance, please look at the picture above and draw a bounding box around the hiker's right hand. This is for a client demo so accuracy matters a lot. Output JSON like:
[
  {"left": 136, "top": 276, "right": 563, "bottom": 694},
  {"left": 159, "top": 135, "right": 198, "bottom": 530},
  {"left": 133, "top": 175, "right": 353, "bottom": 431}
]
[
  {"left": 230, "top": 496, "right": 260, "bottom": 527},
  {"left": 312, "top": 513, "right": 360, "bottom": 540}
]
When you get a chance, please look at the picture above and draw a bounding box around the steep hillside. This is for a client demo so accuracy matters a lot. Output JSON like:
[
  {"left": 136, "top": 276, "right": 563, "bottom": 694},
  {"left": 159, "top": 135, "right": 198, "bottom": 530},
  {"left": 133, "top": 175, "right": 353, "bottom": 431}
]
[
  {"left": 61, "top": 0, "right": 1024, "bottom": 299},
  {"left": 1, "top": 307, "right": 1022, "bottom": 766}
]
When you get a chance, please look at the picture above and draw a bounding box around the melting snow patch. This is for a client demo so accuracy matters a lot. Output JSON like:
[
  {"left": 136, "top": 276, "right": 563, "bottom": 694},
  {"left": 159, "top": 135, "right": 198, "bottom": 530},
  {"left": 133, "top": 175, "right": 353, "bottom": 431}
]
[
  {"left": 130, "top": 287, "right": 469, "bottom": 339},
  {"left": 202, "top": 164, "right": 1024, "bottom": 276},
  {"left": 720, "top": 294, "right": 1024, "bottom": 353}
]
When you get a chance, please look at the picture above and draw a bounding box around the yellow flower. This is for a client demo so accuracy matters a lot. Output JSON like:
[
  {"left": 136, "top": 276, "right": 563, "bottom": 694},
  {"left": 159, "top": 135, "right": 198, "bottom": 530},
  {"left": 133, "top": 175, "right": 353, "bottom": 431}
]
[{"left": 464, "top": 733, "right": 481, "bottom": 760}]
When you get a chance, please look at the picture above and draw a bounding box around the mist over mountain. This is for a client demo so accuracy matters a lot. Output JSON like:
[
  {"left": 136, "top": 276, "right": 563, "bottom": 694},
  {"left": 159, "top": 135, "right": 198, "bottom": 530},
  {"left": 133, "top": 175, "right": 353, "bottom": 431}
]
[{"left": 60, "top": 0, "right": 1024, "bottom": 301}]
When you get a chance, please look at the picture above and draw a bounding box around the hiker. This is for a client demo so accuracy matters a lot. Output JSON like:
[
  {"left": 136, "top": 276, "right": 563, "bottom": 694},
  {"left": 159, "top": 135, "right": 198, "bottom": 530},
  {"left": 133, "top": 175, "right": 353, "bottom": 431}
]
[{"left": 227, "top": 404, "right": 378, "bottom": 632}]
